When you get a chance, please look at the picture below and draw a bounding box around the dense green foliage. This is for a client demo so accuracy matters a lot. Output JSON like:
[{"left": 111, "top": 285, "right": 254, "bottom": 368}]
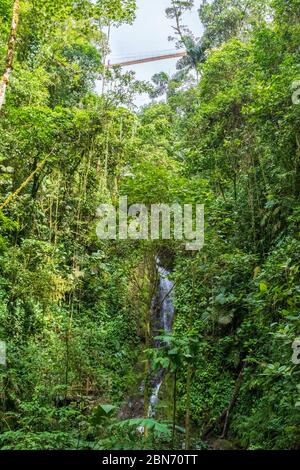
[{"left": 0, "top": 0, "right": 300, "bottom": 451}]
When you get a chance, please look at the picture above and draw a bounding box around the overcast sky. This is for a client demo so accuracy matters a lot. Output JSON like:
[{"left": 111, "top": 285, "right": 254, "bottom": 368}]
[{"left": 107, "top": 0, "right": 203, "bottom": 106}]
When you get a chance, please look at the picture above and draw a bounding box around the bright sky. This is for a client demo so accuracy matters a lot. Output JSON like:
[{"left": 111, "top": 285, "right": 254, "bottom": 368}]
[{"left": 108, "top": 0, "right": 203, "bottom": 106}]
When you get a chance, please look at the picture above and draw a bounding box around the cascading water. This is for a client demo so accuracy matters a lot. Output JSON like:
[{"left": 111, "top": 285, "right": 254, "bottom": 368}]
[
  {"left": 157, "top": 264, "right": 175, "bottom": 334},
  {"left": 147, "top": 259, "right": 175, "bottom": 418}
]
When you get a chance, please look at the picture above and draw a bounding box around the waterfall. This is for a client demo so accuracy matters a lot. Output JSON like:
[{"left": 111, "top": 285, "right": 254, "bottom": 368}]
[
  {"left": 147, "top": 259, "right": 175, "bottom": 418},
  {"left": 0, "top": 340, "right": 6, "bottom": 367},
  {"left": 157, "top": 264, "right": 175, "bottom": 334}
]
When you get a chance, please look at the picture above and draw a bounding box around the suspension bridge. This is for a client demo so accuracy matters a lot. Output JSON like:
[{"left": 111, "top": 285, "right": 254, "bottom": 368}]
[{"left": 105, "top": 49, "right": 187, "bottom": 68}]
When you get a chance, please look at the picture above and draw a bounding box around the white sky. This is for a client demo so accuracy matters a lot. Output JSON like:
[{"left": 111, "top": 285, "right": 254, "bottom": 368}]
[{"left": 107, "top": 0, "right": 203, "bottom": 106}]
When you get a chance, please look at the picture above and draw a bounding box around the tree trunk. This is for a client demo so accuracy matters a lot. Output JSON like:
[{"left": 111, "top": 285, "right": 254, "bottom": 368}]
[
  {"left": 202, "top": 363, "right": 246, "bottom": 439},
  {"left": 143, "top": 279, "right": 152, "bottom": 441},
  {"left": 185, "top": 263, "right": 196, "bottom": 450},
  {"left": 171, "top": 369, "right": 177, "bottom": 449},
  {"left": 0, "top": 0, "right": 20, "bottom": 111},
  {"left": 185, "top": 364, "right": 192, "bottom": 449}
]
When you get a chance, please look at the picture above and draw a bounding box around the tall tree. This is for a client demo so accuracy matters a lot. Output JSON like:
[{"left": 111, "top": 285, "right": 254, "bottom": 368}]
[
  {"left": 166, "top": 1, "right": 205, "bottom": 73},
  {"left": 166, "top": 0, "right": 195, "bottom": 48},
  {"left": 0, "top": 0, "right": 20, "bottom": 111}
]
